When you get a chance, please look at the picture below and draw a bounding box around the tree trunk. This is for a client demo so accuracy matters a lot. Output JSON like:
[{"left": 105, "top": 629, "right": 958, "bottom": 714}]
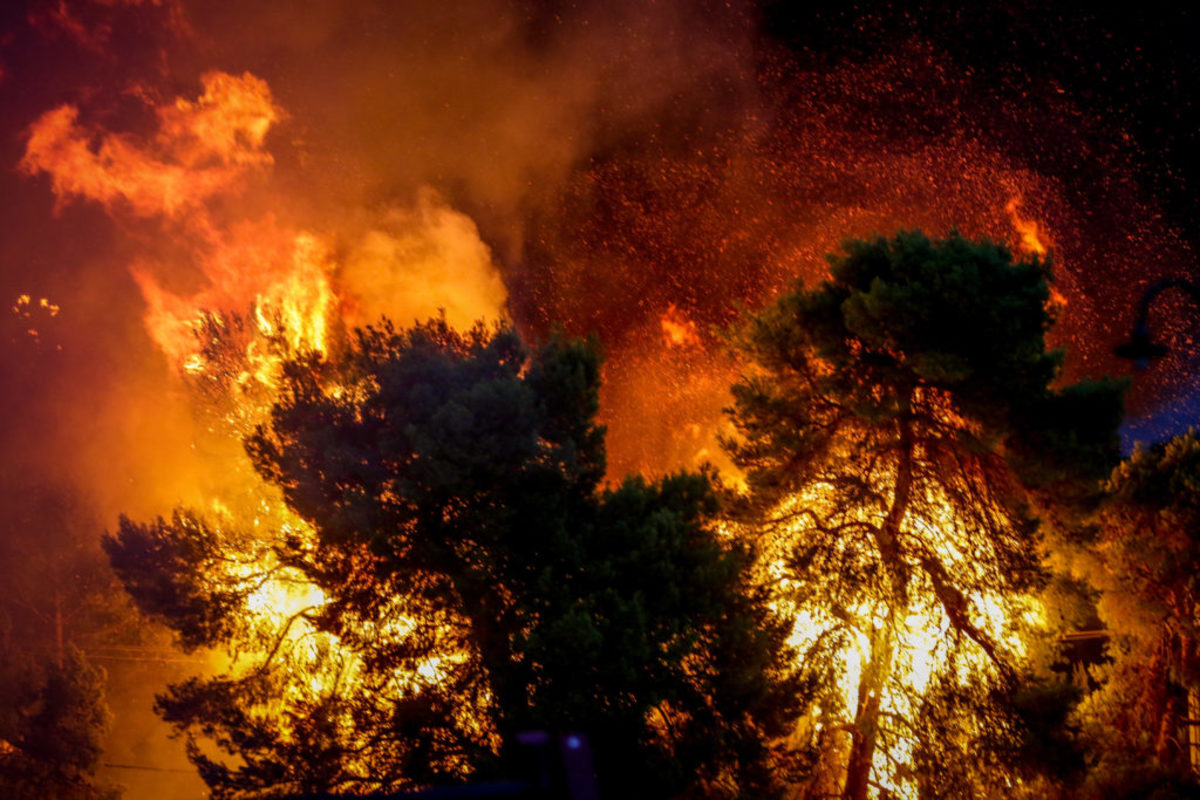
[
  {"left": 843, "top": 617, "right": 897, "bottom": 800},
  {"left": 54, "top": 586, "right": 64, "bottom": 669},
  {"left": 842, "top": 406, "right": 915, "bottom": 800},
  {"left": 1189, "top": 687, "right": 1200, "bottom": 776}
]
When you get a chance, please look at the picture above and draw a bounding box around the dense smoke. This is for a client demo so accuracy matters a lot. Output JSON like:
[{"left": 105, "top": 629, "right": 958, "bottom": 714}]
[{"left": 0, "top": 1, "right": 1197, "bottom": 797}]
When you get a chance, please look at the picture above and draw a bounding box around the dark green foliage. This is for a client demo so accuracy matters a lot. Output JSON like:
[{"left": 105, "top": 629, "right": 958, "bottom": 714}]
[
  {"left": 1001, "top": 678, "right": 1087, "bottom": 787},
  {"left": 1009, "top": 379, "right": 1128, "bottom": 515},
  {"left": 725, "top": 231, "right": 1124, "bottom": 797},
  {"left": 1097, "top": 431, "right": 1200, "bottom": 659},
  {"left": 0, "top": 484, "right": 142, "bottom": 800},
  {"left": 0, "top": 647, "right": 119, "bottom": 800},
  {"left": 107, "top": 318, "right": 797, "bottom": 799},
  {"left": 729, "top": 231, "right": 1122, "bottom": 509},
  {"left": 903, "top": 675, "right": 1084, "bottom": 800},
  {"left": 1075, "top": 763, "right": 1199, "bottom": 800},
  {"left": 1070, "top": 432, "right": 1200, "bottom": 796},
  {"left": 105, "top": 513, "right": 257, "bottom": 652}
]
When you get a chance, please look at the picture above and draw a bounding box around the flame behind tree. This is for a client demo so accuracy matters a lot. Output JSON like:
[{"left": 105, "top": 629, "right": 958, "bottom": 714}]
[
  {"left": 105, "top": 319, "right": 799, "bottom": 799},
  {"left": 1069, "top": 433, "right": 1200, "bottom": 796},
  {"left": 19, "top": 70, "right": 508, "bottom": 379},
  {"left": 724, "top": 232, "right": 1124, "bottom": 799}
]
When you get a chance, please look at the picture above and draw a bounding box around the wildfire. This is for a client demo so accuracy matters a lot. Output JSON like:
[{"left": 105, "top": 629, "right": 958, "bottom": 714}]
[
  {"left": 1006, "top": 196, "right": 1049, "bottom": 258},
  {"left": 20, "top": 69, "right": 509, "bottom": 788},
  {"left": 760, "top": 481, "right": 1047, "bottom": 799},
  {"left": 660, "top": 303, "right": 700, "bottom": 347},
  {"left": 11, "top": 7, "right": 1168, "bottom": 797}
]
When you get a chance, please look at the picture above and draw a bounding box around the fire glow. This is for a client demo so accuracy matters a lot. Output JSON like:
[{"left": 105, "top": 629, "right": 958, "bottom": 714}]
[
  {"left": 21, "top": 69, "right": 1060, "bottom": 797},
  {"left": 6, "top": 3, "right": 1197, "bottom": 798}
]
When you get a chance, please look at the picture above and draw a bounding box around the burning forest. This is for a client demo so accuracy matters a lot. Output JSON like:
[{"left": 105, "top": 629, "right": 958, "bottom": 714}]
[{"left": 2, "top": 1, "right": 1200, "bottom": 799}]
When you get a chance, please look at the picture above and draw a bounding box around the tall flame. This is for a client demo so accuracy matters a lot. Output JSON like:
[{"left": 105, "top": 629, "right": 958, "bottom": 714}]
[
  {"left": 1006, "top": 195, "right": 1049, "bottom": 258},
  {"left": 20, "top": 69, "right": 511, "bottom": 788}
]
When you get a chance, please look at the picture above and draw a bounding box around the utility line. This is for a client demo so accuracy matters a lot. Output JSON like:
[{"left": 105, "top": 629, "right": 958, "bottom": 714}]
[{"left": 101, "top": 762, "right": 195, "bottom": 774}]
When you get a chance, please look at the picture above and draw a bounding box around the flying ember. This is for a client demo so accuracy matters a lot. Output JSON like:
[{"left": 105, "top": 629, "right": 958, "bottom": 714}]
[{"left": 1, "top": 3, "right": 1197, "bottom": 800}]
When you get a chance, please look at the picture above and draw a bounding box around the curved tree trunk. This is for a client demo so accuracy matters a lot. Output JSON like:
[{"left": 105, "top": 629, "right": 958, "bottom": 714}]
[
  {"left": 843, "top": 615, "right": 897, "bottom": 800},
  {"left": 843, "top": 407, "right": 915, "bottom": 800}
]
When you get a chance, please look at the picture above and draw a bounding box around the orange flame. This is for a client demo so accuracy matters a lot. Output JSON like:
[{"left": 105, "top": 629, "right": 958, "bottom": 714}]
[
  {"left": 660, "top": 303, "right": 699, "bottom": 347},
  {"left": 21, "top": 72, "right": 278, "bottom": 221},
  {"left": 22, "top": 72, "right": 505, "bottom": 382},
  {"left": 1005, "top": 196, "right": 1049, "bottom": 258}
]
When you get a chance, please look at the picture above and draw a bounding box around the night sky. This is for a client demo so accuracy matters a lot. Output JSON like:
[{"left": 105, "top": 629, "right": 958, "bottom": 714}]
[
  {"left": 1, "top": 3, "right": 1200, "bottom": 792},
  {"left": 2, "top": 1, "right": 1199, "bottom": 475},
  {"left": 763, "top": 0, "right": 1200, "bottom": 445}
]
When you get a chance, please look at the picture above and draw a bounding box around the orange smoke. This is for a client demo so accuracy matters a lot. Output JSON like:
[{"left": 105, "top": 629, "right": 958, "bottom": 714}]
[{"left": 338, "top": 189, "right": 508, "bottom": 334}]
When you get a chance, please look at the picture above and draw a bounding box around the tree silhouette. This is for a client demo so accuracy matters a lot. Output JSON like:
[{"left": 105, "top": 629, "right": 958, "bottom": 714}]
[
  {"left": 1070, "top": 432, "right": 1200, "bottom": 798},
  {"left": 107, "top": 319, "right": 798, "bottom": 799},
  {"left": 0, "top": 646, "right": 118, "bottom": 800},
  {"left": 724, "top": 231, "right": 1123, "bottom": 799}
]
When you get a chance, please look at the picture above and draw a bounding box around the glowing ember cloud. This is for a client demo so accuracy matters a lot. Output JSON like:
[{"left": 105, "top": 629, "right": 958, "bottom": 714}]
[{"left": 9, "top": 4, "right": 1198, "bottom": 797}]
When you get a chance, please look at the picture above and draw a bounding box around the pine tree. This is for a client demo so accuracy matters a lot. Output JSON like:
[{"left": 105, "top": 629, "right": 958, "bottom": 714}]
[
  {"left": 724, "top": 231, "right": 1123, "bottom": 798},
  {"left": 1071, "top": 432, "right": 1200, "bottom": 798},
  {"left": 106, "top": 319, "right": 798, "bottom": 799}
]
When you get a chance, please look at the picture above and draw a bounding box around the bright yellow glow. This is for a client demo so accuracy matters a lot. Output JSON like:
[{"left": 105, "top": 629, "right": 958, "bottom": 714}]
[
  {"left": 758, "top": 472, "right": 1047, "bottom": 798},
  {"left": 660, "top": 303, "right": 700, "bottom": 347}
]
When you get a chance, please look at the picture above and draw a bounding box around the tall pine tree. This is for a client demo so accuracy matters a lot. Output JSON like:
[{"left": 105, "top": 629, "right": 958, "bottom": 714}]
[{"left": 724, "top": 231, "right": 1122, "bottom": 799}]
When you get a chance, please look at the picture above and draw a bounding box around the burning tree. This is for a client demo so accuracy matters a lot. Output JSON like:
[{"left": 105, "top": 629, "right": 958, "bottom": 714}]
[
  {"left": 724, "top": 231, "right": 1123, "bottom": 798},
  {"left": 1069, "top": 432, "right": 1200, "bottom": 798},
  {"left": 106, "top": 318, "right": 798, "bottom": 799}
]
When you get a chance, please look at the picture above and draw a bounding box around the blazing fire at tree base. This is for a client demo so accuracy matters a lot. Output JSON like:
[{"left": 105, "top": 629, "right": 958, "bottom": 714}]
[{"left": 3, "top": 2, "right": 1200, "bottom": 800}]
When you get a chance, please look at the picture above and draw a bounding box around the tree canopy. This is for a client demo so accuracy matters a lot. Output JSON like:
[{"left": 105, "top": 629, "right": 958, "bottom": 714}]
[
  {"left": 723, "top": 231, "right": 1124, "bottom": 799},
  {"left": 100, "top": 231, "right": 1163, "bottom": 800},
  {"left": 1069, "top": 432, "right": 1200, "bottom": 798},
  {"left": 106, "top": 319, "right": 797, "bottom": 799},
  {"left": 0, "top": 646, "right": 117, "bottom": 800}
]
